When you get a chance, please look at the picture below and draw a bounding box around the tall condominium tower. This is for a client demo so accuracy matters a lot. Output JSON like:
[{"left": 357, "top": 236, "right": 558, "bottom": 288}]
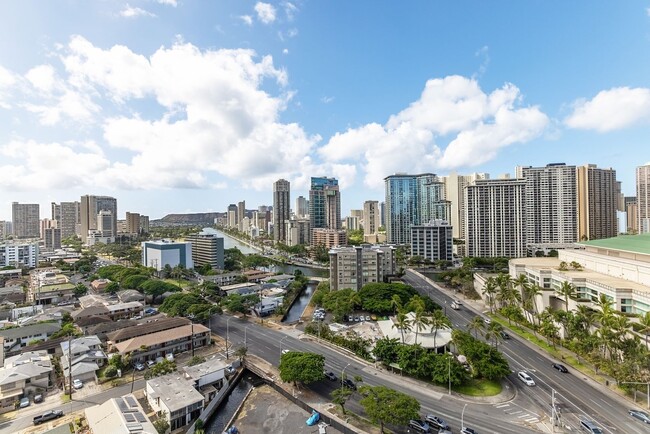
[
  {"left": 227, "top": 204, "right": 238, "bottom": 228},
  {"left": 638, "top": 164, "right": 650, "bottom": 234},
  {"left": 384, "top": 173, "right": 448, "bottom": 245},
  {"left": 80, "top": 195, "right": 117, "bottom": 243},
  {"left": 465, "top": 179, "right": 526, "bottom": 258},
  {"left": 625, "top": 197, "right": 638, "bottom": 234},
  {"left": 11, "top": 202, "right": 40, "bottom": 238},
  {"left": 237, "top": 201, "right": 246, "bottom": 224},
  {"left": 576, "top": 165, "right": 618, "bottom": 240},
  {"left": 56, "top": 201, "right": 81, "bottom": 238},
  {"left": 51, "top": 203, "right": 61, "bottom": 222},
  {"left": 295, "top": 196, "right": 309, "bottom": 218},
  {"left": 363, "top": 200, "right": 381, "bottom": 236},
  {"left": 441, "top": 172, "right": 489, "bottom": 240},
  {"left": 273, "top": 179, "right": 291, "bottom": 243},
  {"left": 126, "top": 212, "right": 141, "bottom": 234},
  {"left": 309, "top": 177, "right": 341, "bottom": 231},
  {"left": 516, "top": 164, "right": 578, "bottom": 244}
]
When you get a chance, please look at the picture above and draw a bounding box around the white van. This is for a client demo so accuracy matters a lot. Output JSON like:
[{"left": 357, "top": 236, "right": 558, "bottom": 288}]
[{"left": 450, "top": 300, "right": 462, "bottom": 310}]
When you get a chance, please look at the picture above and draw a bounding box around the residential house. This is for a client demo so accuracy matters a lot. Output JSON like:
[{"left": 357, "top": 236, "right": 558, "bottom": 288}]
[
  {"left": 85, "top": 394, "right": 156, "bottom": 434},
  {"left": 87, "top": 320, "right": 137, "bottom": 342},
  {"left": 180, "top": 357, "right": 229, "bottom": 402},
  {"left": 145, "top": 374, "right": 204, "bottom": 431},
  {"left": 117, "top": 290, "right": 145, "bottom": 304},
  {"left": 0, "top": 351, "right": 53, "bottom": 413},
  {"left": 0, "top": 323, "right": 61, "bottom": 355},
  {"left": 106, "top": 317, "right": 190, "bottom": 346},
  {"left": 90, "top": 279, "right": 111, "bottom": 292},
  {"left": 60, "top": 336, "right": 107, "bottom": 384},
  {"left": 114, "top": 323, "right": 210, "bottom": 363}
]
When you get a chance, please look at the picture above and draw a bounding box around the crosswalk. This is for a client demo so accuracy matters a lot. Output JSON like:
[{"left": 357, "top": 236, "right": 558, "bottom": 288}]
[{"left": 493, "top": 403, "right": 541, "bottom": 424}]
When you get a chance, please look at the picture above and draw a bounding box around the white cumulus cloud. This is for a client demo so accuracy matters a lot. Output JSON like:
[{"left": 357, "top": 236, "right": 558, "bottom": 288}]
[
  {"left": 564, "top": 86, "right": 650, "bottom": 132},
  {"left": 255, "top": 2, "right": 276, "bottom": 24},
  {"left": 119, "top": 4, "right": 156, "bottom": 18},
  {"left": 319, "top": 75, "right": 548, "bottom": 188},
  {"left": 157, "top": 0, "right": 178, "bottom": 6},
  {"left": 240, "top": 15, "right": 253, "bottom": 26}
]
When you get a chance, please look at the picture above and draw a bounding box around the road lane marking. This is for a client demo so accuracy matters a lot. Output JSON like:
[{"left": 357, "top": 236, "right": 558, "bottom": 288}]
[{"left": 495, "top": 403, "right": 510, "bottom": 408}]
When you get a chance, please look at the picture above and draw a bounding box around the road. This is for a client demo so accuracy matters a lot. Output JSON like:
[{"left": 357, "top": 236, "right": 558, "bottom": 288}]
[
  {"left": 402, "top": 269, "right": 650, "bottom": 434},
  {"left": 211, "top": 315, "right": 540, "bottom": 434}
]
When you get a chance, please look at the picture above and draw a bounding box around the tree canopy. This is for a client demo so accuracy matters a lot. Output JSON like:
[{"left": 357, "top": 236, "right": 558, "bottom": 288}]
[
  {"left": 159, "top": 293, "right": 220, "bottom": 321},
  {"left": 278, "top": 351, "right": 325, "bottom": 385},
  {"left": 357, "top": 283, "right": 437, "bottom": 315},
  {"left": 358, "top": 385, "right": 420, "bottom": 433}
]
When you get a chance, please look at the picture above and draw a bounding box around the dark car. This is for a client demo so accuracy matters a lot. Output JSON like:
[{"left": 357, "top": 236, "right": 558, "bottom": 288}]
[
  {"left": 552, "top": 363, "right": 568, "bottom": 373},
  {"left": 408, "top": 419, "right": 431, "bottom": 433},
  {"left": 425, "top": 414, "right": 449, "bottom": 429},
  {"left": 500, "top": 331, "right": 511, "bottom": 339},
  {"left": 341, "top": 379, "right": 356, "bottom": 390},
  {"left": 324, "top": 371, "right": 337, "bottom": 381},
  {"left": 461, "top": 428, "right": 478, "bottom": 434},
  {"left": 629, "top": 409, "right": 650, "bottom": 424},
  {"left": 33, "top": 410, "right": 63, "bottom": 425}
]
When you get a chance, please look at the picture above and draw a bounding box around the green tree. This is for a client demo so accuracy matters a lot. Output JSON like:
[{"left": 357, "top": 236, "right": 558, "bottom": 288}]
[
  {"left": 482, "top": 277, "right": 498, "bottom": 314},
  {"left": 106, "top": 281, "right": 120, "bottom": 294},
  {"left": 411, "top": 302, "right": 430, "bottom": 345},
  {"left": 187, "top": 356, "right": 206, "bottom": 366},
  {"left": 73, "top": 283, "right": 88, "bottom": 297},
  {"left": 144, "top": 359, "right": 177, "bottom": 379},
  {"left": 557, "top": 281, "right": 576, "bottom": 312},
  {"left": 358, "top": 385, "right": 420, "bottom": 433},
  {"left": 278, "top": 352, "right": 325, "bottom": 386},
  {"left": 331, "top": 387, "right": 354, "bottom": 415},
  {"left": 153, "top": 412, "right": 170, "bottom": 434},
  {"left": 467, "top": 316, "right": 486, "bottom": 339},
  {"left": 372, "top": 337, "right": 401, "bottom": 365},
  {"left": 428, "top": 309, "right": 451, "bottom": 349},
  {"left": 638, "top": 312, "right": 650, "bottom": 347},
  {"left": 234, "top": 346, "right": 248, "bottom": 362},
  {"left": 484, "top": 322, "right": 505, "bottom": 349},
  {"left": 392, "top": 311, "right": 412, "bottom": 344}
]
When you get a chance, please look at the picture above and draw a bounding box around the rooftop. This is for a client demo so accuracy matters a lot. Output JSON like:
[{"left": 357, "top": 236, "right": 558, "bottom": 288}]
[
  {"left": 85, "top": 394, "right": 156, "bottom": 434},
  {"left": 0, "top": 322, "right": 61, "bottom": 340},
  {"left": 115, "top": 323, "right": 209, "bottom": 354},
  {"left": 579, "top": 233, "right": 650, "bottom": 255},
  {"left": 181, "top": 356, "right": 229, "bottom": 380},
  {"left": 147, "top": 373, "right": 204, "bottom": 412},
  {"left": 107, "top": 317, "right": 190, "bottom": 343}
]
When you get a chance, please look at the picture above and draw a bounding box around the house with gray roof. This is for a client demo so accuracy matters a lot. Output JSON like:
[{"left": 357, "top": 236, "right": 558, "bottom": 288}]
[
  {"left": 145, "top": 374, "right": 204, "bottom": 431},
  {"left": 60, "top": 335, "right": 106, "bottom": 384},
  {"left": 0, "top": 351, "right": 53, "bottom": 413},
  {"left": 0, "top": 322, "right": 61, "bottom": 355}
]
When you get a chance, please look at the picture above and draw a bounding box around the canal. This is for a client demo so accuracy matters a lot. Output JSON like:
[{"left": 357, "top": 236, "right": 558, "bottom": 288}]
[{"left": 205, "top": 371, "right": 262, "bottom": 434}]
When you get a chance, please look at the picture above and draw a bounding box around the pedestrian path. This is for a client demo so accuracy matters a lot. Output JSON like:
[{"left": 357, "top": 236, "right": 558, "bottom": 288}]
[{"left": 493, "top": 402, "right": 541, "bottom": 424}]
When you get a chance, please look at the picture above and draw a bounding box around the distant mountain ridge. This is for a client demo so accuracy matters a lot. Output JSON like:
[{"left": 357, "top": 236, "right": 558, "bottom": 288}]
[{"left": 153, "top": 212, "right": 225, "bottom": 224}]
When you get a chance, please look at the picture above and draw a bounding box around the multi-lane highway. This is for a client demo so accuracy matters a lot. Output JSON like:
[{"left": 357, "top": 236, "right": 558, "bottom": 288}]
[
  {"left": 402, "top": 269, "right": 650, "bottom": 434},
  {"left": 211, "top": 315, "right": 541, "bottom": 433}
]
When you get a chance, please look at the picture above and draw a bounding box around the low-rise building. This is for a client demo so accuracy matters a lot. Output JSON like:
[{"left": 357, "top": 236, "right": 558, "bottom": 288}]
[
  {"left": 145, "top": 374, "right": 204, "bottom": 431},
  {"left": 0, "top": 351, "right": 53, "bottom": 413},
  {"left": 85, "top": 394, "right": 156, "bottom": 434},
  {"left": 311, "top": 228, "right": 347, "bottom": 249},
  {"left": 117, "top": 289, "right": 145, "bottom": 304},
  {"left": 60, "top": 336, "right": 107, "bottom": 384},
  {"left": 0, "top": 322, "right": 61, "bottom": 354},
  {"left": 141, "top": 240, "right": 193, "bottom": 271},
  {"left": 180, "top": 357, "right": 230, "bottom": 401},
  {"left": 113, "top": 322, "right": 210, "bottom": 362}
]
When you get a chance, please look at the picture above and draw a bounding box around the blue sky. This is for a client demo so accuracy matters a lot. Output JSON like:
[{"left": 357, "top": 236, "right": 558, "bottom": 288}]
[{"left": 1, "top": 1, "right": 650, "bottom": 220}]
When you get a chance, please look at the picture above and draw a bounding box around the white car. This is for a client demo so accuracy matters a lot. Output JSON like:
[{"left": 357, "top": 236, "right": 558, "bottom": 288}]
[
  {"left": 165, "top": 353, "right": 174, "bottom": 362},
  {"left": 517, "top": 371, "right": 535, "bottom": 386},
  {"left": 72, "top": 379, "right": 83, "bottom": 389}
]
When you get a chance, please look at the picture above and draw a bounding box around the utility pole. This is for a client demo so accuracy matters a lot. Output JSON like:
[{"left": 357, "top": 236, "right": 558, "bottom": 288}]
[{"left": 67, "top": 334, "right": 73, "bottom": 399}]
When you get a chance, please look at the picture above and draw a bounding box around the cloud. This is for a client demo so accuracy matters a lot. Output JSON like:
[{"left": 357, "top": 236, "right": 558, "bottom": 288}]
[
  {"left": 282, "top": 48, "right": 289, "bottom": 55},
  {"left": 157, "top": 0, "right": 178, "bottom": 6},
  {"left": 319, "top": 75, "right": 548, "bottom": 188},
  {"left": 283, "top": 1, "right": 298, "bottom": 20},
  {"left": 119, "top": 4, "right": 156, "bottom": 18},
  {"left": 255, "top": 2, "right": 276, "bottom": 24},
  {"left": 0, "top": 65, "right": 18, "bottom": 108},
  {"left": 320, "top": 96, "right": 334, "bottom": 104},
  {"left": 473, "top": 45, "right": 490, "bottom": 79},
  {"left": 564, "top": 86, "right": 650, "bottom": 132},
  {"left": 240, "top": 15, "right": 253, "bottom": 26},
  {"left": 25, "top": 65, "right": 57, "bottom": 93}
]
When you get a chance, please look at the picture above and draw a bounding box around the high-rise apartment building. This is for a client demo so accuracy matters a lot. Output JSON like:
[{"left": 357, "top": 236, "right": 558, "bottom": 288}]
[
  {"left": 186, "top": 228, "right": 224, "bottom": 270},
  {"left": 465, "top": 178, "right": 526, "bottom": 258},
  {"left": 97, "top": 210, "right": 115, "bottom": 238},
  {"left": 309, "top": 177, "right": 341, "bottom": 239},
  {"left": 379, "top": 202, "right": 386, "bottom": 227},
  {"left": 625, "top": 197, "right": 638, "bottom": 234},
  {"left": 273, "top": 179, "right": 291, "bottom": 243},
  {"left": 44, "top": 228, "right": 62, "bottom": 250},
  {"left": 285, "top": 218, "right": 310, "bottom": 246},
  {"left": 311, "top": 228, "right": 347, "bottom": 249},
  {"left": 384, "top": 173, "right": 448, "bottom": 245},
  {"left": 80, "top": 195, "right": 117, "bottom": 243},
  {"left": 237, "top": 201, "right": 246, "bottom": 226},
  {"left": 295, "top": 196, "right": 309, "bottom": 218},
  {"left": 227, "top": 204, "right": 238, "bottom": 228},
  {"left": 637, "top": 164, "right": 650, "bottom": 234},
  {"left": 51, "top": 203, "right": 61, "bottom": 222},
  {"left": 410, "top": 220, "right": 453, "bottom": 262},
  {"left": 140, "top": 215, "right": 150, "bottom": 233},
  {"left": 345, "top": 216, "right": 360, "bottom": 231},
  {"left": 363, "top": 200, "right": 381, "bottom": 236},
  {"left": 329, "top": 245, "right": 396, "bottom": 291},
  {"left": 57, "top": 202, "right": 81, "bottom": 238},
  {"left": 39, "top": 219, "right": 56, "bottom": 239},
  {"left": 576, "top": 165, "right": 618, "bottom": 240},
  {"left": 441, "top": 172, "right": 489, "bottom": 240},
  {"left": 126, "top": 212, "right": 141, "bottom": 234},
  {"left": 12, "top": 202, "right": 40, "bottom": 239},
  {"left": 516, "top": 164, "right": 578, "bottom": 244}
]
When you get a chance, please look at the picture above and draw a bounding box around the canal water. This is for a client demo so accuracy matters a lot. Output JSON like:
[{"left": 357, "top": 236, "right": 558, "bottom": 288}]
[
  {"left": 205, "top": 371, "right": 262, "bottom": 433},
  {"left": 282, "top": 281, "right": 318, "bottom": 323}
]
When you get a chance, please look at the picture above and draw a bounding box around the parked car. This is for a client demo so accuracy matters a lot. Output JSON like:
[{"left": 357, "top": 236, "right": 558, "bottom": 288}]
[
  {"left": 146, "top": 360, "right": 156, "bottom": 368},
  {"left": 483, "top": 317, "right": 492, "bottom": 325},
  {"left": 425, "top": 414, "right": 449, "bottom": 430},
  {"left": 365, "top": 315, "right": 371, "bottom": 321},
  {"left": 33, "top": 394, "right": 43, "bottom": 403},
  {"left": 629, "top": 409, "right": 650, "bottom": 424},
  {"left": 72, "top": 379, "right": 83, "bottom": 389},
  {"left": 19, "top": 397, "right": 30, "bottom": 408},
  {"left": 324, "top": 371, "right": 337, "bottom": 381},
  {"left": 517, "top": 371, "right": 535, "bottom": 386},
  {"left": 461, "top": 428, "right": 478, "bottom": 434},
  {"left": 134, "top": 362, "right": 145, "bottom": 371},
  {"left": 341, "top": 379, "right": 356, "bottom": 390},
  {"left": 438, "top": 429, "right": 452, "bottom": 434},
  {"left": 408, "top": 419, "right": 431, "bottom": 433},
  {"left": 165, "top": 353, "right": 174, "bottom": 362},
  {"left": 552, "top": 363, "right": 568, "bottom": 373},
  {"left": 33, "top": 410, "right": 64, "bottom": 425}
]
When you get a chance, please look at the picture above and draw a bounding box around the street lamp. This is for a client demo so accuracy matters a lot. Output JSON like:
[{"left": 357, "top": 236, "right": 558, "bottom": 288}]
[
  {"left": 461, "top": 403, "right": 468, "bottom": 429},
  {"left": 226, "top": 317, "right": 233, "bottom": 359},
  {"left": 342, "top": 363, "right": 351, "bottom": 381}
]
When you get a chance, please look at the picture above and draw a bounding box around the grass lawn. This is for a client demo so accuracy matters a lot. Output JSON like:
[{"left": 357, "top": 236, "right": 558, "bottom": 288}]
[
  {"left": 162, "top": 278, "right": 188, "bottom": 289},
  {"left": 454, "top": 378, "right": 502, "bottom": 396}
]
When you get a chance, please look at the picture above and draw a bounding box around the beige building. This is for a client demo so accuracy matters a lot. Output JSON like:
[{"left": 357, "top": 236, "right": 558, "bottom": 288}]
[
  {"left": 311, "top": 228, "right": 347, "bottom": 249},
  {"left": 125, "top": 212, "right": 141, "bottom": 234},
  {"left": 363, "top": 200, "right": 381, "bottom": 236},
  {"left": 329, "top": 245, "right": 395, "bottom": 291},
  {"left": 441, "top": 172, "right": 489, "bottom": 240},
  {"left": 637, "top": 164, "right": 650, "bottom": 233},
  {"left": 576, "top": 164, "right": 618, "bottom": 241}
]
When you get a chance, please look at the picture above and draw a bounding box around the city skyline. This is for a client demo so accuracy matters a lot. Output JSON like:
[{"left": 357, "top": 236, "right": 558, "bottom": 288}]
[{"left": 1, "top": 2, "right": 650, "bottom": 219}]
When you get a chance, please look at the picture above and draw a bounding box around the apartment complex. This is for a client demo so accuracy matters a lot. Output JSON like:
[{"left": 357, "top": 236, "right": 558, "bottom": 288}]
[
  {"left": 312, "top": 228, "right": 347, "bottom": 249},
  {"left": 186, "top": 228, "right": 225, "bottom": 270},
  {"left": 285, "top": 218, "right": 310, "bottom": 246},
  {"left": 309, "top": 177, "right": 341, "bottom": 242},
  {"left": 410, "top": 219, "right": 453, "bottom": 262},
  {"left": 441, "top": 172, "right": 489, "bottom": 240},
  {"left": 273, "top": 179, "right": 291, "bottom": 243},
  {"left": 11, "top": 202, "right": 40, "bottom": 239},
  {"left": 465, "top": 178, "right": 526, "bottom": 258},
  {"left": 576, "top": 164, "right": 618, "bottom": 240},
  {"left": 52, "top": 201, "right": 80, "bottom": 238},
  {"left": 637, "top": 164, "right": 650, "bottom": 234},
  {"left": 329, "top": 244, "right": 396, "bottom": 291},
  {"left": 141, "top": 240, "right": 193, "bottom": 271},
  {"left": 295, "top": 196, "right": 309, "bottom": 218},
  {"left": 384, "top": 173, "right": 448, "bottom": 244},
  {"left": 0, "top": 241, "right": 39, "bottom": 268},
  {"left": 363, "top": 200, "right": 381, "bottom": 236},
  {"left": 80, "top": 195, "right": 118, "bottom": 243}
]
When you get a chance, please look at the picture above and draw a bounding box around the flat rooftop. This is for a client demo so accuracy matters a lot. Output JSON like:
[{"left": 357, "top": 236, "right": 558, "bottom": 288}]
[{"left": 579, "top": 233, "right": 650, "bottom": 255}]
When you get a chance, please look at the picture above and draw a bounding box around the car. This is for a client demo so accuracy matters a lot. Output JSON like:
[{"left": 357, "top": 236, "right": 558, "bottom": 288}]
[
  {"left": 33, "top": 394, "right": 43, "bottom": 403},
  {"left": 461, "top": 428, "right": 478, "bottom": 434},
  {"left": 146, "top": 360, "right": 156, "bottom": 368},
  {"left": 517, "top": 371, "right": 535, "bottom": 386},
  {"left": 580, "top": 419, "right": 603, "bottom": 433},
  {"left": 33, "top": 410, "right": 64, "bottom": 425},
  {"left": 72, "top": 379, "right": 83, "bottom": 389},
  {"left": 155, "top": 356, "right": 165, "bottom": 364},
  {"left": 281, "top": 349, "right": 290, "bottom": 355},
  {"left": 438, "top": 429, "right": 452, "bottom": 434},
  {"left": 341, "top": 379, "right": 356, "bottom": 390},
  {"left": 323, "top": 371, "right": 337, "bottom": 381},
  {"left": 134, "top": 362, "right": 145, "bottom": 371},
  {"left": 365, "top": 315, "right": 371, "bottom": 321},
  {"left": 629, "top": 409, "right": 650, "bottom": 424},
  {"left": 483, "top": 317, "right": 492, "bottom": 325},
  {"left": 552, "top": 363, "right": 568, "bottom": 373},
  {"left": 425, "top": 415, "right": 449, "bottom": 429},
  {"left": 19, "top": 397, "right": 30, "bottom": 408},
  {"left": 408, "top": 419, "right": 431, "bottom": 433},
  {"left": 132, "top": 315, "right": 143, "bottom": 320},
  {"left": 165, "top": 353, "right": 174, "bottom": 362},
  {"left": 500, "top": 331, "right": 510, "bottom": 339},
  {"left": 450, "top": 300, "right": 462, "bottom": 310}
]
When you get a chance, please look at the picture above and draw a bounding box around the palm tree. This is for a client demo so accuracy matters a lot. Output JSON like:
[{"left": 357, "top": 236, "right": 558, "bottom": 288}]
[
  {"left": 495, "top": 273, "right": 513, "bottom": 309},
  {"left": 482, "top": 277, "right": 498, "bottom": 314},
  {"left": 557, "top": 281, "right": 576, "bottom": 312},
  {"left": 412, "top": 305, "right": 430, "bottom": 345},
  {"left": 512, "top": 274, "right": 529, "bottom": 310},
  {"left": 429, "top": 309, "right": 451, "bottom": 350},
  {"left": 467, "top": 316, "right": 486, "bottom": 339},
  {"left": 525, "top": 284, "right": 543, "bottom": 325},
  {"left": 391, "top": 295, "right": 403, "bottom": 316},
  {"left": 392, "top": 311, "right": 412, "bottom": 344},
  {"left": 485, "top": 322, "right": 505, "bottom": 349},
  {"left": 638, "top": 312, "right": 650, "bottom": 348}
]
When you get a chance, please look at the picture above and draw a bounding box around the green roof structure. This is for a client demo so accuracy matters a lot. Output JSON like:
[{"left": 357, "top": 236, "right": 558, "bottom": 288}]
[{"left": 579, "top": 233, "right": 650, "bottom": 255}]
